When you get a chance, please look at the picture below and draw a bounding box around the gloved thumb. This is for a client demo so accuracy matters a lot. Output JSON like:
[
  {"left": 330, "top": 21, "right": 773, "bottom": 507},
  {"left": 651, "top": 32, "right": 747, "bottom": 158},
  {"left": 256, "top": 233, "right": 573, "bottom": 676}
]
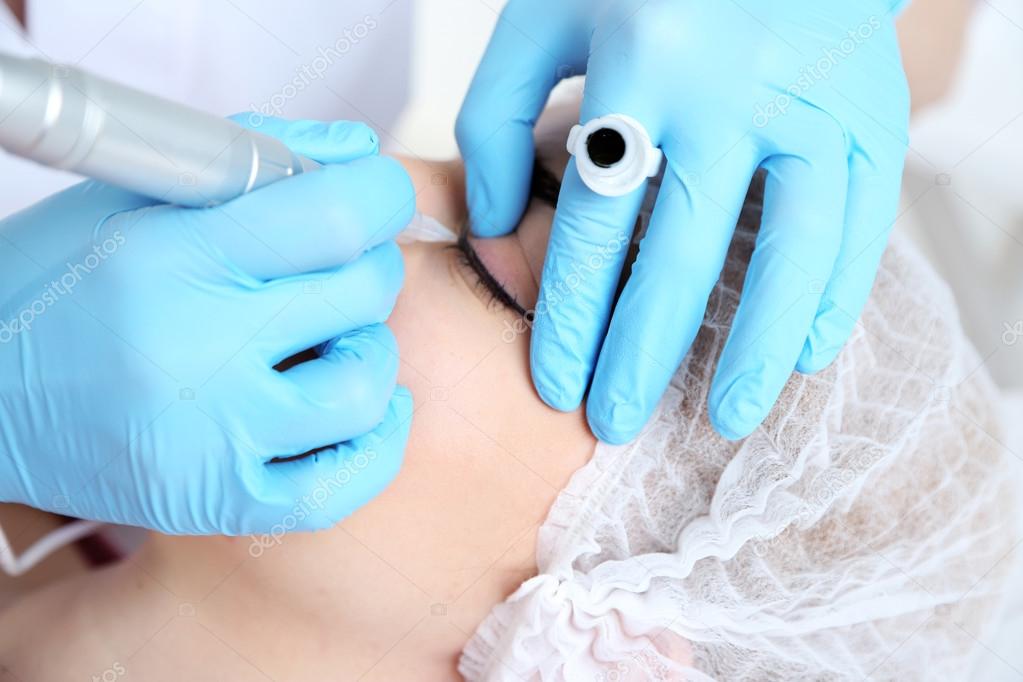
[
  {"left": 456, "top": 92, "right": 538, "bottom": 237},
  {"left": 230, "top": 114, "right": 380, "bottom": 165},
  {"left": 455, "top": 5, "right": 584, "bottom": 237}
]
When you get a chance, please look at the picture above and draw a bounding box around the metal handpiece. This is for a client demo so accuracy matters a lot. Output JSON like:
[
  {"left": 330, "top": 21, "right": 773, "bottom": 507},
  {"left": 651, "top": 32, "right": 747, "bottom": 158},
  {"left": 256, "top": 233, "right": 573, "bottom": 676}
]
[{"left": 0, "top": 52, "right": 319, "bottom": 207}]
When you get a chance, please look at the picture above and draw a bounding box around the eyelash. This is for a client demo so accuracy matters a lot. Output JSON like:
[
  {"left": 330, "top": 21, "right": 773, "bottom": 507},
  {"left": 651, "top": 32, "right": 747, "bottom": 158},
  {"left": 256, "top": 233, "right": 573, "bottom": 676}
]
[
  {"left": 454, "top": 247, "right": 499, "bottom": 305},
  {"left": 451, "top": 240, "right": 530, "bottom": 319},
  {"left": 449, "top": 158, "right": 561, "bottom": 321}
]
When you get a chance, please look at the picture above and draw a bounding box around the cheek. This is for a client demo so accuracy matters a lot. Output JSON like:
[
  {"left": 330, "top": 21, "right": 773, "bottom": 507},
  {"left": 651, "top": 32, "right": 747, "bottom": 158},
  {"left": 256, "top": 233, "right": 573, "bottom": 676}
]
[
  {"left": 388, "top": 245, "right": 593, "bottom": 494},
  {"left": 388, "top": 246, "right": 505, "bottom": 396},
  {"left": 353, "top": 245, "right": 595, "bottom": 599}
]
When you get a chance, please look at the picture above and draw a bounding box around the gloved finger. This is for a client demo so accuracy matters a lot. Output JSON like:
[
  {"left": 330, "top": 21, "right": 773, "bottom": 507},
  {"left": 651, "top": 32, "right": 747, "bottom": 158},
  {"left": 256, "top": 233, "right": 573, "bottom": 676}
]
[
  {"left": 0, "top": 181, "right": 156, "bottom": 276},
  {"left": 456, "top": 5, "right": 584, "bottom": 237},
  {"left": 249, "top": 385, "right": 413, "bottom": 533},
  {"left": 528, "top": 34, "right": 672, "bottom": 413},
  {"left": 796, "top": 143, "right": 905, "bottom": 373},
  {"left": 529, "top": 158, "right": 647, "bottom": 412},
  {"left": 258, "top": 241, "right": 404, "bottom": 362},
  {"left": 229, "top": 114, "right": 380, "bottom": 164},
  {"left": 202, "top": 154, "right": 415, "bottom": 280},
  {"left": 585, "top": 139, "right": 759, "bottom": 444},
  {"left": 264, "top": 324, "right": 400, "bottom": 456},
  {"left": 710, "top": 130, "right": 849, "bottom": 441}
]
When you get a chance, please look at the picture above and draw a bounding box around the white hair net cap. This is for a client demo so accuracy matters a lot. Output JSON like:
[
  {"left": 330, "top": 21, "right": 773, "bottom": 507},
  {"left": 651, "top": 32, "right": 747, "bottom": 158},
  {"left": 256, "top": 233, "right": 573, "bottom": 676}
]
[{"left": 455, "top": 167, "right": 1020, "bottom": 680}]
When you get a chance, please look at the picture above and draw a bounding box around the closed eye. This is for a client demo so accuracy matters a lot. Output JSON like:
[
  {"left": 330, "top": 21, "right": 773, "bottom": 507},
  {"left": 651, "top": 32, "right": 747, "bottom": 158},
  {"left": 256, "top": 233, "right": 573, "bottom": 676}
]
[
  {"left": 451, "top": 232, "right": 530, "bottom": 319},
  {"left": 451, "top": 160, "right": 564, "bottom": 318}
]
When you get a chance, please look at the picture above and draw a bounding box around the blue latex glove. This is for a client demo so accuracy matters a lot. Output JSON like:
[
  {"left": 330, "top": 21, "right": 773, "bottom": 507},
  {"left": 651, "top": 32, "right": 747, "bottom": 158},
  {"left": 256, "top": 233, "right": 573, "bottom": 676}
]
[
  {"left": 457, "top": 0, "right": 909, "bottom": 442},
  {"left": 0, "top": 117, "right": 415, "bottom": 534}
]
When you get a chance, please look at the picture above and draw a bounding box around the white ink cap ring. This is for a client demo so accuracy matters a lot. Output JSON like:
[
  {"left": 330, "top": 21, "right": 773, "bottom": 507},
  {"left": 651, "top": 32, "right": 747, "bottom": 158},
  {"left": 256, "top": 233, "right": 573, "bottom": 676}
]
[{"left": 567, "top": 114, "right": 663, "bottom": 197}]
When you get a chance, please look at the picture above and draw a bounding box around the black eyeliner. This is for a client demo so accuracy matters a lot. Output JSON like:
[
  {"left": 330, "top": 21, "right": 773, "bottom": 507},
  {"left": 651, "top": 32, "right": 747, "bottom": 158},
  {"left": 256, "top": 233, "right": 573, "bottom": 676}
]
[
  {"left": 451, "top": 232, "right": 529, "bottom": 318},
  {"left": 451, "top": 159, "right": 563, "bottom": 320}
]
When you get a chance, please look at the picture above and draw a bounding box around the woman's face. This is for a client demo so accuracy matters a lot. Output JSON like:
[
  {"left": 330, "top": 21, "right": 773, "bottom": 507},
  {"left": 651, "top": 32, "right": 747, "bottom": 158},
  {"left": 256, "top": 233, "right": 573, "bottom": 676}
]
[
  {"left": 229, "top": 152, "right": 597, "bottom": 677},
  {"left": 344, "top": 152, "right": 593, "bottom": 601}
]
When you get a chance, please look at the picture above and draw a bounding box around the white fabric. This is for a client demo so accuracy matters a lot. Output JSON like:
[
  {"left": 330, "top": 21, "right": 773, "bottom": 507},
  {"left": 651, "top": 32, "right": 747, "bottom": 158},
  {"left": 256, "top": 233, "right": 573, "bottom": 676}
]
[
  {"left": 957, "top": 390, "right": 1023, "bottom": 682},
  {"left": 970, "top": 391, "right": 1023, "bottom": 680},
  {"left": 453, "top": 177, "right": 1020, "bottom": 680},
  {"left": 0, "top": 0, "right": 411, "bottom": 214}
]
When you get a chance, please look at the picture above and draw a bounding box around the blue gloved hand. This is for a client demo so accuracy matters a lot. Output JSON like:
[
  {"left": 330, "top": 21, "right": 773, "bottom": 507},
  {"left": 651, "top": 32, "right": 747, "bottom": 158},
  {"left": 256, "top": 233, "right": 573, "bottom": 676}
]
[
  {"left": 0, "top": 117, "right": 415, "bottom": 534},
  {"left": 457, "top": 0, "right": 909, "bottom": 442}
]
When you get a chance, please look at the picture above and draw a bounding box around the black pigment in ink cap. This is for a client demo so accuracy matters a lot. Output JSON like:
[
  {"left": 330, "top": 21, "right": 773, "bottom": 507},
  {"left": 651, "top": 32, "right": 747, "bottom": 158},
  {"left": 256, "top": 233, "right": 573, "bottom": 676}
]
[{"left": 586, "top": 127, "right": 627, "bottom": 168}]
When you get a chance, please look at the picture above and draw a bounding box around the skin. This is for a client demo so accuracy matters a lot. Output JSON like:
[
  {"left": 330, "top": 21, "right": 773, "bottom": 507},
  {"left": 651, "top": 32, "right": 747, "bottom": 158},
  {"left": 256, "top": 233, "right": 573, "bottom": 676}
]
[
  {"left": 0, "top": 505, "right": 88, "bottom": 612},
  {"left": 0, "top": 156, "right": 598, "bottom": 681},
  {"left": 898, "top": 0, "right": 974, "bottom": 112}
]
